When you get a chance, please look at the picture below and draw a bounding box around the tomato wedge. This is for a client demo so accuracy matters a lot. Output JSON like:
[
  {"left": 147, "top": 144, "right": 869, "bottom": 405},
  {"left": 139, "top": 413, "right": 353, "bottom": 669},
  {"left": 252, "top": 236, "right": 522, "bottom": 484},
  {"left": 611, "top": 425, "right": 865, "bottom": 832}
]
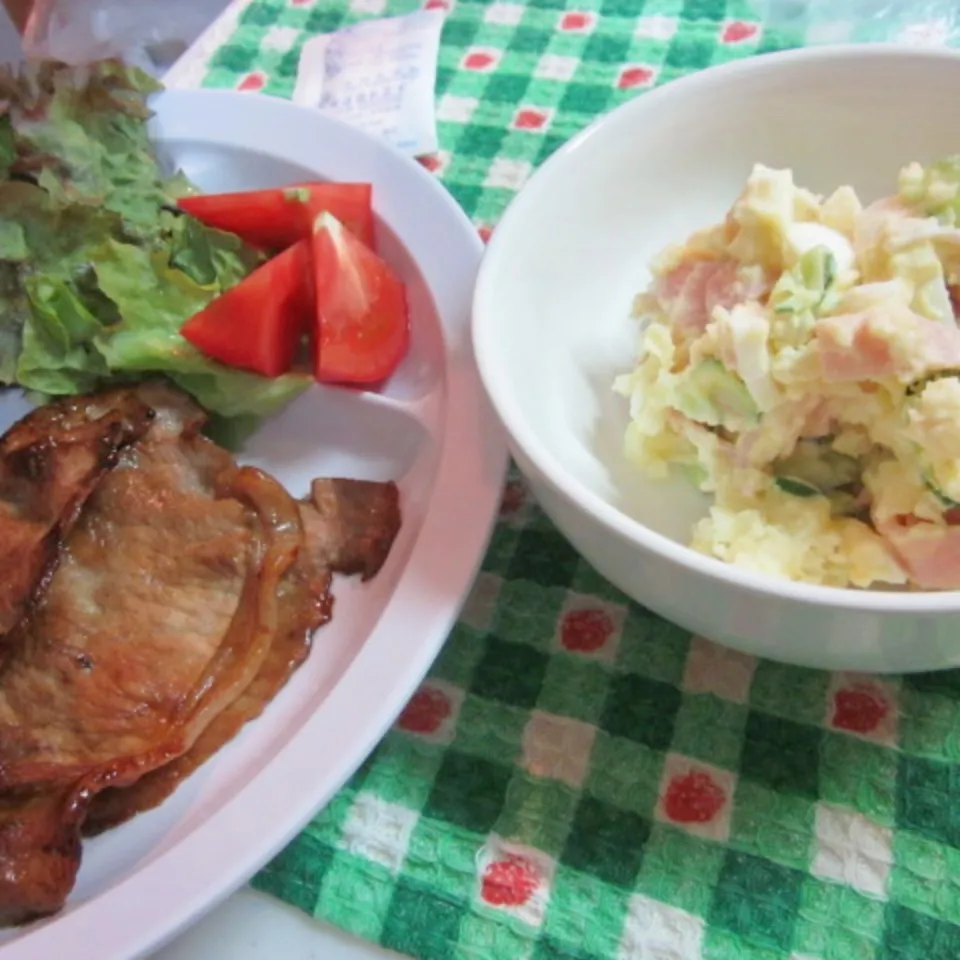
[
  {"left": 178, "top": 183, "right": 375, "bottom": 251},
  {"left": 311, "top": 212, "right": 409, "bottom": 384},
  {"left": 180, "top": 239, "right": 312, "bottom": 377}
]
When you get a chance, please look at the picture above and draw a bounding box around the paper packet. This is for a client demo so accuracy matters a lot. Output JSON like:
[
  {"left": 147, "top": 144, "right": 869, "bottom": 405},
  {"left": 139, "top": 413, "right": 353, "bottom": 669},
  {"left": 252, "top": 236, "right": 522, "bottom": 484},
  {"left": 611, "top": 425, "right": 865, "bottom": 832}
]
[{"left": 292, "top": 9, "right": 445, "bottom": 157}]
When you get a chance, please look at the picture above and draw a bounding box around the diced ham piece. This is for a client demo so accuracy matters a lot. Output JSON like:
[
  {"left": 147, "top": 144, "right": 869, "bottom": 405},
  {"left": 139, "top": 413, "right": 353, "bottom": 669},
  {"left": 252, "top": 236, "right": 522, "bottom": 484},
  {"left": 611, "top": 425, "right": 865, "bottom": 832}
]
[
  {"left": 654, "top": 259, "right": 770, "bottom": 338},
  {"left": 877, "top": 518, "right": 960, "bottom": 590},
  {"left": 815, "top": 306, "right": 960, "bottom": 382}
]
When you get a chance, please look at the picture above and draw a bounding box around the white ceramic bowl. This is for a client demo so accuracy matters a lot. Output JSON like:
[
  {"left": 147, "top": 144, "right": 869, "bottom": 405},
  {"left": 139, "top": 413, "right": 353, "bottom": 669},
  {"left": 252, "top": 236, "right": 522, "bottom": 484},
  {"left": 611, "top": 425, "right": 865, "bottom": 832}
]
[{"left": 473, "top": 44, "right": 960, "bottom": 674}]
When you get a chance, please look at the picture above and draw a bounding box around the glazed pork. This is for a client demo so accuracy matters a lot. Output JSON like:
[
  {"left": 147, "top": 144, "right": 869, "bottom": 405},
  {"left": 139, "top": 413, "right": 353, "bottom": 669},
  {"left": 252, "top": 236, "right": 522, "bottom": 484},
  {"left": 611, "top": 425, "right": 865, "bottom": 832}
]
[{"left": 0, "top": 384, "right": 400, "bottom": 924}]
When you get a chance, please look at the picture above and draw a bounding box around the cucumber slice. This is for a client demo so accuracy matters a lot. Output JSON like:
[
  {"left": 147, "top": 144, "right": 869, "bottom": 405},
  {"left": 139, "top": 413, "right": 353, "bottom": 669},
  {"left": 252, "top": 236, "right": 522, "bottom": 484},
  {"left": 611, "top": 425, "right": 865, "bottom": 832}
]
[{"left": 775, "top": 476, "right": 822, "bottom": 498}]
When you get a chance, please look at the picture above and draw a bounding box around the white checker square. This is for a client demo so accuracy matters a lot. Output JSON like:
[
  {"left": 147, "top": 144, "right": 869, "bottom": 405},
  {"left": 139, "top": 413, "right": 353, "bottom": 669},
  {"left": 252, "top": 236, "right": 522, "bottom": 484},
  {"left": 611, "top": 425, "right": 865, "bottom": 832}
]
[
  {"left": 811, "top": 803, "right": 893, "bottom": 899},
  {"left": 261, "top": 25, "right": 300, "bottom": 53},
  {"left": 339, "top": 793, "right": 418, "bottom": 873},
  {"left": 484, "top": 2, "right": 525, "bottom": 25},
  {"left": 619, "top": 893, "right": 704, "bottom": 960},
  {"left": 460, "top": 572, "right": 503, "bottom": 630},
  {"left": 522, "top": 711, "right": 596, "bottom": 788},
  {"left": 634, "top": 14, "right": 678, "bottom": 40},
  {"left": 534, "top": 53, "right": 579, "bottom": 82},
  {"left": 436, "top": 94, "right": 479, "bottom": 123},
  {"left": 682, "top": 635, "right": 756, "bottom": 704},
  {"left": 553, "top": 592, "right": 626, "bottom": 662},
  {"left": 483, "top": 157, "right": 533, "bottom": 191}
]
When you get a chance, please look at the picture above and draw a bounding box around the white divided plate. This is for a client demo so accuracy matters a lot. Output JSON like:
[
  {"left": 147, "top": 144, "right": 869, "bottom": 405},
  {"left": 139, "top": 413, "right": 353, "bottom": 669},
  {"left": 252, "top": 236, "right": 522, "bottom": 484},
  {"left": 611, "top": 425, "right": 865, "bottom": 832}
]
[{"left": 0, "top": 90, "right": 507, "bottom": 960}]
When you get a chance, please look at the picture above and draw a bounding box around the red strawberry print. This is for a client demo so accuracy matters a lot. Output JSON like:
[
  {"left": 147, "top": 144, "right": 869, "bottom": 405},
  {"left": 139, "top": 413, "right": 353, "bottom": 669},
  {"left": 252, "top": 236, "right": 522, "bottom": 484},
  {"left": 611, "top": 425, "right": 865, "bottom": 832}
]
[
  {"left": 424, "top": 0, "right": 448, "bottom": 9},
  {"left": 833, "top": 686, "right": 888, "bottom": 734},
  {"left": 499, "top": 480, "right": 526, "bottom": 516},
  {"left": 398, "top": 687, "right": 451, "bottom": 735},
  {"left": 618, "top": 66, "right": 655, "bottom": 90},
  {"left": 463, "top": 51, "right": 496, "bottom": 71},
  {"left": 237, "top": 73, "right": 266, "bottom": 92},
  {"left": 559, "top": 11, "right": 592, "bottom": 31},
  {"left": 721, "top": 21, "right": 758, "bottom": 44},
  {"left": 478, "top": 225, "right": 494, "bottom": 244},
  {"left": 663, "top": 771, "right": 726, "bottom": 824},
  {"left": 561, "top": 608, "right": 614, "bottom": 653},
  {"left": 418, "top": 155, "right": 442, "bottom": 172},
  {"left": 481, "top": 855, "right": 539, "bottom": 907},
  {"left": 514, "top": 108, "right": 549, "bottom": 131}
]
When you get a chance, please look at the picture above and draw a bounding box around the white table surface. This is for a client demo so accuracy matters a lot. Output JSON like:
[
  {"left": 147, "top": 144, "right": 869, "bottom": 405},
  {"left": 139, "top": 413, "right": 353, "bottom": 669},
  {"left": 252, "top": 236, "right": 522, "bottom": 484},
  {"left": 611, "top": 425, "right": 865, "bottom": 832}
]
[{"left": 152, "top": 888, "right": 403, "bottom": 960}]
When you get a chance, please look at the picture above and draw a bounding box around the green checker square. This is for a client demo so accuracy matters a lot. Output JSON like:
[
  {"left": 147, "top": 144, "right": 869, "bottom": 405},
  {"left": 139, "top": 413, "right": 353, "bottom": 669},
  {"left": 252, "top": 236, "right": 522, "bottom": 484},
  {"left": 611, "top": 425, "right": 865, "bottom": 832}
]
[
  {"left": 263, "top": 73, "right": 295, "bottom": 98},
  {"left": 568, "top": 558, "right": 631, "bottom": 604},
  {"left": 302, "top": 788, "right": 356, "bottom": 848},
  {"left": 748, "top": 660, "right": 830, "bottom": 726},
  {"left": 708, "top": 850, "right": 805, "bottom": 953},
  {"left": 543, "top": 31, "right": 594, "bottom": 59},
  {"left": 313, "top": 852, "right": 395, "bottom": 943},
  {"left": 896, "top": 753, "right": 960, "bottom": 848},
  {"left": 470, "top": 636, "right": 549, "bottom": 709},
  {"left": 480, "top": 70, "right": 534, "bottom": 104},
  {"left": 253, "top": 831, "right": 334, "bottom": 915},
  {"left": 503, "top": 24, "right": 556, "bottom": 56},
  {"left": 444, "top": 67, "right": 489, "bottom": 99},
  {"left": 903, "top": 669, "right": 960, "bottom": 702},
  {"left": 201, "top": 66, "right": 241, "bottom": 90},
  {"left": 819, "top": 731, "right": 897, "bottom": 826},
  {"left": 455, "top": 911, "right": 539, "bottom": 959},
  {"left": 439, "top": 15, "right": 483, "bottom": 50},
  {"left": 537, "top": 655, "right": 611, "bottom": 726},
  {"left": 582, "top": 29, "right": 632, "bottom": 65},
  {"left": 507, "top": 526, "right": 584, "bottom": 589},
  {"left": 890, "top": 830, "right": 960, "bottom": 926},
  {"left": 489, "top": 579, "right": 566, "bottom": 652},
  {"left": 664, "top": 25, "right": 717, "bottom": 72},
  {"left": 425, "top": 750, "right": 513, "bottom": 834},
  {"left": 623, "top": 34, "right": 673, "bottom": 65},
  {"left": 616, "top": 604, "right": 690, "bottom": 685},
  {"left": 645, "top": 0, "right": 684, "bottom": 13},
  {"left": 561, "top": 794, "right": 652, "bottom": 888},
  {"left": 791, "top": 876, "right": 884, "bottom": 960},
  {"left": 495, "top": 50, "right": 544, "bottom": 84},
  {"left": 681, "top": 0, "right": 729, "bottom": 21},
  {"left": 402, "top": 816, "right": 484, "bottom": 898},
  {"left": 521, "top": 77, "right": 574, "bottom": 109},
  {"left": 729, "top": 781, "right": 816, "bottom": 872},
  {"left": 360, "top": 730, "right": 444, "bottom": 811},
  {"left": 710, "top": 43, "right": 758, "bottom": 67},
  {"left": 558, "top": 80, "right": 613, "bottom": 119},
  {"left": 381, "top": 879, "right": 465, "bottom": 960},
  {"left": 471, "top": 98, "right": 522, "bottom": 127},
  {"left": 543, "top": 864, "right": 630, "bottom": 958},
  {"left": 699, "top": 929, "right": 789, "bottom": 960},
  {"left": 740, "top": 711, "right": 822, "bottom": 799},
  {"left": 635, "top": 823, "right": 726, "bottom": 916},
  {"left": 450, "top": 122, "right": 509, "bottom": 161},
  {"left": 585, "top": 731, "right": 665, "bottom": 819},
  {"left": 207, "top": 40, "right": 258, "bottom": 75},
  {"left": 498, "top": 131, "right": 552, "bottom": 166},
  {"left": 601, "top": 671, "right": 682, "bottom": 751},
  {"left": 481, "top": 523, "right": 521, "bottom": 576},
  {"left": 240, "top": 0, "right": 285, "bottom": 27},
  {"left": 900, "top": 685, "right": 960, "bottom": 763},
  {"left": 880, "top": 903, "right": 960, "bottom": 960},
  {"left": 452, "top": 694, "right": 528, "bottom": 765},
  {"left": 602, "top": 0, "right": 653, "bottom": 16},
  {"left": 467, "top": 186, "right": 513, "bottom": 224},
  {"left": 495, "top": 772, "right": 580, "bottom": 858},
  {"left": 430, "top": 623, "right": 486, "bottom": 688},
  {"left": 304, "top": 4, "right": 349, "bottom": 34},
  {"left": 670, "top": 693, "right": 748, "bottom": 770}
]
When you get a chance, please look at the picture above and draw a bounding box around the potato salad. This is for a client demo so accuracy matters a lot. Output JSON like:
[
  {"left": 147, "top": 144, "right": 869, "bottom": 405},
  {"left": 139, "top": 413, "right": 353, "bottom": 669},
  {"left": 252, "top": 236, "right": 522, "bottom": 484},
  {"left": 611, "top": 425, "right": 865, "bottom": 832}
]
[{"left": 614, "top": 157, "right": 960, "bottom": 590}]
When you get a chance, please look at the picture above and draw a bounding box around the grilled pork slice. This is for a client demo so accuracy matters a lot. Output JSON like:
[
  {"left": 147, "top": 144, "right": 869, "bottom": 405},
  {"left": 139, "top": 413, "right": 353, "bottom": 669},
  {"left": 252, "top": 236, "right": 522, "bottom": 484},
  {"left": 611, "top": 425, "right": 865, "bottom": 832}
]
[
  {"left": 0, "top": 387, "right": 303, "bottom": 925},
  {"left": 84, "top": 478, "right": 401, "bottom": 834},
  {"left": 0, "top": 388, "right": 154, "bottom": 639}
]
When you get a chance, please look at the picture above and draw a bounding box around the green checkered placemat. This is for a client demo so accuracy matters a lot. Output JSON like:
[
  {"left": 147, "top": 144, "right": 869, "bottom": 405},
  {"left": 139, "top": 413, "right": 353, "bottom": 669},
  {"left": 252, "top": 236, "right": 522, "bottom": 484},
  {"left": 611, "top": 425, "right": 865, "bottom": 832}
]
[{"left": 170, "top": 1, "right": 960, "bottom": 957}]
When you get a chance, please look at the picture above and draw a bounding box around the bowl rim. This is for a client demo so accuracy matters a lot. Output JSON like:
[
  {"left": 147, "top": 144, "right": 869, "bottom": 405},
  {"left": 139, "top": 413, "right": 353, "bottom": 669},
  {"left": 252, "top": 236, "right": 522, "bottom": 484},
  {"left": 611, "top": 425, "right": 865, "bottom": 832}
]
[{"left": 473, "top": 41, "right": 960, "bottom": 614}]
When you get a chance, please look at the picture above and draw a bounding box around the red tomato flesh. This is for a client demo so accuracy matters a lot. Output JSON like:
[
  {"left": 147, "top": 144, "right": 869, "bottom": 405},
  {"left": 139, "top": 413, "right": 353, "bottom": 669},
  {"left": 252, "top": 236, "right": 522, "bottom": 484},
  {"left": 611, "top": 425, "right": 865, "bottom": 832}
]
[
  {"left": 311, "top": 212, "right": 409, "bottom": 385},
  {"left": 180, "top": 239, "right": 313, "bottom": 377},
  {"left": 178, "top": 182, "right": 375, "bottom": 251}
]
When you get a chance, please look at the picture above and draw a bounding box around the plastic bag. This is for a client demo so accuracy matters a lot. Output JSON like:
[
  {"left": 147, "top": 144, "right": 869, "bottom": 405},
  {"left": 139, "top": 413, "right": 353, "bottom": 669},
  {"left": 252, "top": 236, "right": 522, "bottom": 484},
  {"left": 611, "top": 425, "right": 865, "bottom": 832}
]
[
  {"left": 20, "top": 0, "right": 233, "bottom": 76},
  {"left": 757, "top": 0, "right": 960, "bottom": 46}
]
